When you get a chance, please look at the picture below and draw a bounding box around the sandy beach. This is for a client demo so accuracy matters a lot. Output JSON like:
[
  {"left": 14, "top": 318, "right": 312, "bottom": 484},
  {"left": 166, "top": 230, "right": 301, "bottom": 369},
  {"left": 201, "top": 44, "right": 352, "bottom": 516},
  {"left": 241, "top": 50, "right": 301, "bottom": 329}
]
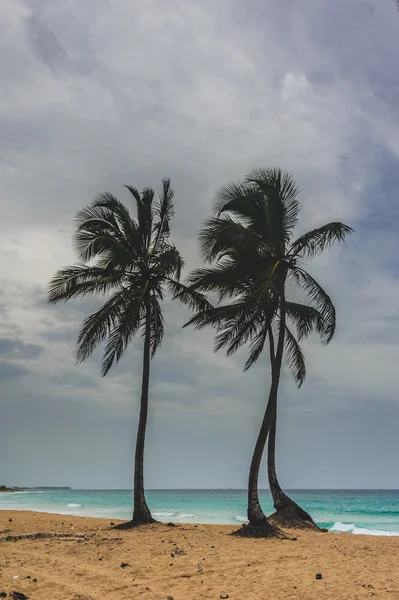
[{"left": 0, "top": 511, "right": 398, "bottom": 599}]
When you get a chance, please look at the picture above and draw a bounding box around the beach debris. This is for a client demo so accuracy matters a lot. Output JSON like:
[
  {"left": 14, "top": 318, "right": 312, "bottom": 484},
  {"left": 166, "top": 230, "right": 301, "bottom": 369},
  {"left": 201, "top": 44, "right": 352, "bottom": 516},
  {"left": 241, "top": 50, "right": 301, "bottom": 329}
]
[
  {"left": 0, "top": 532, "right": 94, "bottom": 543},
  {"left": 171, "top": 547, "right": 186, "bottom": 558},
  {"left": 220, "top": 594, "right": 229, "bottom": 599},
  {"left": 110, "top": 522, "right": 115, "bottom": 526},
  {"left": 167, "top": 596, "right": 174, "bottom": 600},
  {"left": 166, "top": 522, "right": 175, "bottom": 527},
  {"left": 120, "top": 562, "right": 129, "bottom": 568},
  {"left": 315, "top": 573, "right": 323, "bottom": 580},
  {"left": 32, "top": 579, "right": 37, "bottom": 583},
  {"left": 8, "top": 519, "right": 12, "bottom": 523},
  {"left": 0, "top": 593, "right": 6, "bottom": 598},
  {"left": 10, "top": 593, "right": 28, "bottom": 600}
]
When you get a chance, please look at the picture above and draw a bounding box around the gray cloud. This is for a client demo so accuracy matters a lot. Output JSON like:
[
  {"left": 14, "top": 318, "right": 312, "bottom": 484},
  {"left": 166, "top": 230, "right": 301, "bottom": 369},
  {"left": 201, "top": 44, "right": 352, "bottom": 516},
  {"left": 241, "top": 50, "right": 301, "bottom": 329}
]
[
  {"left": 0, "top": 0, "right": 398, "bottom": 489},
  {"left": 0, "top": 360, "right": 30, "bottom": 380},
  {"left": 0, "top": 338, "right": 43, "bottom": 359}
]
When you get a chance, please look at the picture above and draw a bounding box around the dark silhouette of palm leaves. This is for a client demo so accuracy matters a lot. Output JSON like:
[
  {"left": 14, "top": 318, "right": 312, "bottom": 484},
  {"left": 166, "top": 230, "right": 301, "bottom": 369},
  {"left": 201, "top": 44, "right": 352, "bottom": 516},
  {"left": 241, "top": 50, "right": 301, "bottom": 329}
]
[
  {"left": 184, "top": 167, "right": 353, "bottom": 386},
  {"left": 48, "top": 179, "right": 207, "bottom": 375}
]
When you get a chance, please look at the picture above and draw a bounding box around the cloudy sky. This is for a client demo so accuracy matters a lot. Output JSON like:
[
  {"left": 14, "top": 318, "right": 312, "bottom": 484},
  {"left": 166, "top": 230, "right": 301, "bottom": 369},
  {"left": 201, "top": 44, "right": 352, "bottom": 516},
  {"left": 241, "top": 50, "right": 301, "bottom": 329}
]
[{"left": 1, "top": 0, "right": 399, "bottom": 490}]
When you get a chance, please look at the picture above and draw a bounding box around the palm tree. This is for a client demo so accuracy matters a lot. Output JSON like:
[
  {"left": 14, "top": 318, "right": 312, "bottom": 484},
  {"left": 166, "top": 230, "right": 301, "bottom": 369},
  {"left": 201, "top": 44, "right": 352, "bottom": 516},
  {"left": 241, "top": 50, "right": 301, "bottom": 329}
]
[
  {"left": 48, "top": 179, "right": 205, "bottom": 528},
  {"left": 185, "top": 168, "right": 353, "bottom": 536}
]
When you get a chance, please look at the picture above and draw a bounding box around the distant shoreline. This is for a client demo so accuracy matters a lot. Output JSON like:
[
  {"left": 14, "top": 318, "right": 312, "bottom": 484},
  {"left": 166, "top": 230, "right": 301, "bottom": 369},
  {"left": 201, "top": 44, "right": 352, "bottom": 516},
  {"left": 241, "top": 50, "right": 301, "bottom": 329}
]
[{"left": 0, "top": 487, "right": 71, "bottom": 492}]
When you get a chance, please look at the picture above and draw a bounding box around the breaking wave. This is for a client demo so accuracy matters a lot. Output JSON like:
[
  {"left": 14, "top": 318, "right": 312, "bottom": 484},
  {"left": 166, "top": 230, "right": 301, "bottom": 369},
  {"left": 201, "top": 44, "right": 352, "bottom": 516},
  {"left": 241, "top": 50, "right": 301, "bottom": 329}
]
[{"left": 330, "top": 522, "right": 399, "bottom": 536}]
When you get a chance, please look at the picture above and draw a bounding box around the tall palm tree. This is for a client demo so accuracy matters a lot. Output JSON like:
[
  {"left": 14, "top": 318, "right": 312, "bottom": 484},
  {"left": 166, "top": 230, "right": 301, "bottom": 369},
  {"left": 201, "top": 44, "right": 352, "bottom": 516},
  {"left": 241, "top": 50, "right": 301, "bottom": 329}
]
[
  {"left": 185, "top": 168, "right": 353, "bottom": 536},
  {"left": 48, "top": 179, "right": 205, "bottom": 528}
]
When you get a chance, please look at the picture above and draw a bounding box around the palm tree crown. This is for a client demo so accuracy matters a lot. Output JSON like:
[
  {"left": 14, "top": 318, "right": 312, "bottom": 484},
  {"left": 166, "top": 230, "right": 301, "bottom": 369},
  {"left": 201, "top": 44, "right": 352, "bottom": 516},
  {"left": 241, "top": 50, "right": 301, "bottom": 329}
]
[
  {"left": 186, "top": 167, "right": 353, "bottom": 383},
  {"left": 48, "top": 179, "right": 185, "bottom": 373}
]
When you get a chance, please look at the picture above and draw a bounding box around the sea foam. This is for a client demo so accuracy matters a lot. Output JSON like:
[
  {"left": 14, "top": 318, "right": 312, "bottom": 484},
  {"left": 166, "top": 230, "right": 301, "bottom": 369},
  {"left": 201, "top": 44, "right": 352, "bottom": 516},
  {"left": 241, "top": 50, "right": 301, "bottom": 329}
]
[
  {"left": 330, "top": 522, "right": 399, "bottom": 536},
  {"left": 153, "top": 512, "right": 176, "bottom": 517},
  {"left": 67, "top": 503, "right": 82, "bottom": 508}
]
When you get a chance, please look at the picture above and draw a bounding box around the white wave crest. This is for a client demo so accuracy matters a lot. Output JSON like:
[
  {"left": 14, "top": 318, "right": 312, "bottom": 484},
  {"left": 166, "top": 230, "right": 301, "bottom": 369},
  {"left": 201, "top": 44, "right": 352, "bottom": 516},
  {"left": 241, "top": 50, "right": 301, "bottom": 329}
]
[
  {"left": 234, "top": 515, "right": 248, "bottom": 522},
  {"left": 153, "top": 511, "right": 176, "bottom": 517},
  {"left": 330, "top": 522, "right": 399, "bottom": 536},
  {"left": 67, "top": 503, "right": 82, "bottom": 508},
  {"left": 179, "top": 513, "right": 198, "bottom": 519}
]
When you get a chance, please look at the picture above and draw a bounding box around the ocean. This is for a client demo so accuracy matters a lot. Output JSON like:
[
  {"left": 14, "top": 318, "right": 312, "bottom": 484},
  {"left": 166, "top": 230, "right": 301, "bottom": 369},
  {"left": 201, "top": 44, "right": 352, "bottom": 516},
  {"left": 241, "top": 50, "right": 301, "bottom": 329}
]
[{"left": 1, "top": 489, "right": 399, "bottom": 536}]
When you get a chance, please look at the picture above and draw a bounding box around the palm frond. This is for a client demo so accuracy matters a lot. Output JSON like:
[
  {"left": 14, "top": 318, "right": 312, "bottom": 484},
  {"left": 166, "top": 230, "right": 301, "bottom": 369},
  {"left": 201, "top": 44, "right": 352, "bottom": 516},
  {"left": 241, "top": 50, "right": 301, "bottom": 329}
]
[
  {"left": 75, "top": 287, "right": 133, "bottom": 365},
  {"left": 198, "top": 215, "right": 261, "bottom": 263},
  {"left": 136, "top": 187, "right": 154, "bottom": 251},
  {"left": 153, "top": 178, "right": 174, "bottom": 249},
  {"left": 187, "top": 261, "right": 251, "bottom": 300},
  {"left": 289, "top": 222, "right": 353, "bottom": 259},
  {"left": 74, "top": 194, "right": 141, "bottom": 263},
  {"left": 154, "top": 246, "right": 184, "bottom": 281},
  {"left": 167, "top": 280, "right": 213, "bottom": 314},
  {"left": 290, "top": 268, "right": 335, "bottom": 344},
  {"left": 246, "top": 167, "right": 301, "bottom": 246},
  {"left": 184, "top": 301, "right": 246, "bottom": 330},
  {"left": 243, "top": 325, "right": 269, "bottom": 371},
  {"left": 214, "top": 309, "right": 260, "bottom": 356},
  {"left": 284, "top": 324, "right": 306, "bottom": 387},
  {"left": 285, "top": 301, "right": 325, "bottom": 341},
  {"left": 48, "top": 264, "right": 126, "bottom": 303},
  {"left": 213, "top": 180, "right": 259, "bottom": 217},
  {"left": 100, "top": 292, "right": 144, "bottom": 375},
  {"left": 124, "top": 185, "right": 141, "bottom": 204},
  {"left": 149, "top": 294, "right": 164, "bottom": 357}
]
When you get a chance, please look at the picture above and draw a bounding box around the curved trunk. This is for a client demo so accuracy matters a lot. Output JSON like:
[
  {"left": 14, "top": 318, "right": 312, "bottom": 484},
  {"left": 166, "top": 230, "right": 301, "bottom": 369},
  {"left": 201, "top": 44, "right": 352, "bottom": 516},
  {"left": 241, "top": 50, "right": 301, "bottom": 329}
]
[
  {"left": 234, "top": 296, "right": 287, "bottom": 539},
  {"left": 267, "top": 394, "right": 292, "bottom": 510},
  {"left": 115, "top": 302, "right": 155, "bottom": 529},
  {"left": 132, "top": 302, "right": 155, "bottom": 524},
  {"left": 266, "top": 300, "right": 321, "bottom": 531}
]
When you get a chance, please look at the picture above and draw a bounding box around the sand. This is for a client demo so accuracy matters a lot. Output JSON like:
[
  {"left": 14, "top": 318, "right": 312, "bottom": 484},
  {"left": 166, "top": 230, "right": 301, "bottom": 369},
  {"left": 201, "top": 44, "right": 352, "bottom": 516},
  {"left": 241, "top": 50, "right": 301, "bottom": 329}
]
[{"left": 0, "top": 511, "right": 399, "bottom": 599}]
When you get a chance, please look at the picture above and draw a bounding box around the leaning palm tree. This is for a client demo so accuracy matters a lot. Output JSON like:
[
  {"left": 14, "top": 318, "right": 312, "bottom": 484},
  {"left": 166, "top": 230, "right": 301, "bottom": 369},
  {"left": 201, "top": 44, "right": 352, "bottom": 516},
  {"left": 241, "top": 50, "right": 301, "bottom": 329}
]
[
  {"left": 48, "top": 179, "right": 205, "bottom": 528},
  {"left": 185, "top": 168, "right": 353, "bottom": 536}
]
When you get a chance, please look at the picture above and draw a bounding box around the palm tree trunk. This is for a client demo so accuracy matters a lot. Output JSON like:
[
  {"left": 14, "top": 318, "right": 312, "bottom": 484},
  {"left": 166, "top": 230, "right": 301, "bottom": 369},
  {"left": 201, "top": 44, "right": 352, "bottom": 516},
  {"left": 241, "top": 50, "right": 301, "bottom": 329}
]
[
  {"left": 234, "top": 299, "right": 287, "bottom": 539},
  {"left": 132, "top": 302, "right": 155, "bottom": 525},
  {"left": 266, "top": 301, "right": 321, "bottom": 531},
  {"left": 115, "top": 302, "right": 155, "bottom": 529},
  {"left": 267, "top": 394, "right": 292, "bottom": 510}
]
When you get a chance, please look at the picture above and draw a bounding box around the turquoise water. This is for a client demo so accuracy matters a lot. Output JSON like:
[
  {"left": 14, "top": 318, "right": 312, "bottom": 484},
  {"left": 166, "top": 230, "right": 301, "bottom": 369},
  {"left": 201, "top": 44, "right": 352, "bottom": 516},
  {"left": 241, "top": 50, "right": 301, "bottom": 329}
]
[{"left": 1, "top": 489, "right": 399, "bottom": 535}]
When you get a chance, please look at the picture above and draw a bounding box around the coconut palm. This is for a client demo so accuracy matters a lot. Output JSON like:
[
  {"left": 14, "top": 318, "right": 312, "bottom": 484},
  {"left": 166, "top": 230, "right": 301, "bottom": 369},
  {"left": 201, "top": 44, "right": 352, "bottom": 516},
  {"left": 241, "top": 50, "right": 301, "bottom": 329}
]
[
  {"left": 48, "top": 179, "right": 206, "bottom": 528},
  {"left": 185, "top": 168, "right": 353, "bottom": 536}
]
